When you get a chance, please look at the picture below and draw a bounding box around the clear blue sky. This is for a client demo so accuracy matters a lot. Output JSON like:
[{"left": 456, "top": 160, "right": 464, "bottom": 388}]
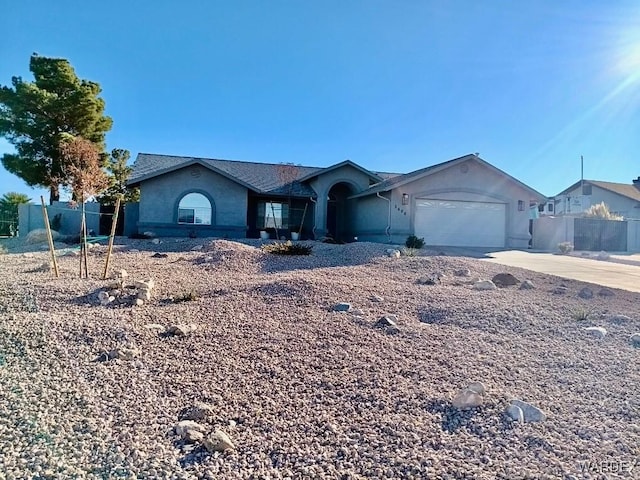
[{"left": 2, "top": 0, "right": 640, "bottom": 202}]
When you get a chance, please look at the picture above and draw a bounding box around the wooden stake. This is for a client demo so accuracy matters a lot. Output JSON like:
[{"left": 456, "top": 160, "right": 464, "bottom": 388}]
[
  {"left": 40, "top": 196, "right": 59, "bottom": 278},
  {"left": 82, "top": 205, "right": 89, "bottom": 278},
  {"left": 102, "top": 198, "right": 121, "bottom": 279},
  {"left": 79, "top": 205, "right": 85, "bottom": 278}
]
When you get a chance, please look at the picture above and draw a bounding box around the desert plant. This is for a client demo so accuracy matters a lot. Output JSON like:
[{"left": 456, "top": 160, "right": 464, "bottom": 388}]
[
  {"left": 583, "top": 202, "right": 623, "bottom": 220},
  {"left": 402, "top": 247, "right": 418, "bottom": 257},
  {"left": 571, "top": 306, "right": 595, "bottom": 321},
  {"left": 172, "top": 291, "right": 198, "bottom": 303},
  {"left": 405, "top": 235, "right": 425, "bottom": 249},
  {"left": 0, "top": 244, "right": 7, "bottom": 255},
  {"left": 558, "top": 241, "right": 574, "bottom": 254},
  {"left": 262, "top": 241, "right": 313, "bottom": 255}
]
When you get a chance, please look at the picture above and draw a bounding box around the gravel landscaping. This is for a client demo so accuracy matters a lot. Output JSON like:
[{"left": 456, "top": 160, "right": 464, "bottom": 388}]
[{"left": 0, "top": 236, "right": 638, "bottom": 479}]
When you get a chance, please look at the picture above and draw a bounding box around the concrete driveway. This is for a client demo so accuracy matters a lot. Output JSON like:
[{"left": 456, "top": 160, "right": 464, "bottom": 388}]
[{"left": 482, "top": 250, "right": 640, "bottom": 293}]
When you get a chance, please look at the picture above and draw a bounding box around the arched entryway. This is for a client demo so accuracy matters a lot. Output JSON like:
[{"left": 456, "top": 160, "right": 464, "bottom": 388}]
[{"left": 326, "top": 182, "right": 356, "bottom": 242}]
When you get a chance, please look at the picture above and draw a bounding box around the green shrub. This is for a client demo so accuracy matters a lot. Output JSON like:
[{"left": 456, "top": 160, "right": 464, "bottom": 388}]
[
  {"left": 558, "top": 242, "right": 574, "bottom": 254},
  {"left": 262, "top": 241, "right": 313, "bottom": 255},
  {"left": 405, "top": 235, "right": 425, "bottom": 249}
]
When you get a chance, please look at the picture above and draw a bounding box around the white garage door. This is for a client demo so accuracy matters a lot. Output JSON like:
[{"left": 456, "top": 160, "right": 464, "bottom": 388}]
[{"left": 414, "top": 199, "right": 506, "bottom": 247}]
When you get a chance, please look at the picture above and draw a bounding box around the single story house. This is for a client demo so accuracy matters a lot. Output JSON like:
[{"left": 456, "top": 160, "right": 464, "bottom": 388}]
[
  {"left": 550, "top": 178, "right": 640, "bottom": 219},
  {"left": 126, "top": 153, "right": 546, "bottom": 248}
]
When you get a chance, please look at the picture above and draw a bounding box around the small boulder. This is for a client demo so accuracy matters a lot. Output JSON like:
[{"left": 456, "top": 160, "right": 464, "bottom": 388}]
[
  {"left": 375, "top": 315, "right": 399, "bottom": 334},
  {"left": 452, "top": 389, "right": 483, "bottom": 410},
  {"left": 585, "top": 326, "right": 607, "bottom": 339},
  {"left": 203, "top": 429, "right": 235, "bottom": 452},
  {"left": 630, "top": 333, "right": 640, "bottom": 348},
  {"left": 175, "top": 420, "right": 207, "bottom": 443},
  {"left": 454, "top": 268, "right": 472, "bottom": 277},
  {"left": 137, "top": 289, "right": 152, "bottom": 301},
  {"left": 578, "top": 287, "right": 594, "bottom": 299},
  {"left": 417, "top": 275, "right": 440, "bottom": 286},
  {"left": 134, "top": 298, "right": 145, "bottom": 306},
  {"left": 506, "top": 404, "right": 524, "bottom": 422},
  {"left": 386, "top": 249, "right": 401, "bottom": 258},
  {"left": 151, "top": 238, "right": 161, "bottom": 245},
  {"left": 552, "top": 286, "right": 569, "bottom": 295},
  {"left": 151, "top": 253, "right": 168, "bottom": 258},
  {"left": 491, "top": 273, "right": 519, "bottom": 287},
  {"left": 166, "top": 324, "right": 197, "bottom": 336},
  {"left": 332, "top": 302, "right": 351, "bottom": 312},
  {"left": 598, "top": 288, "right": 615, "bottom": 297},
  {"left": 370, "top": 294, "right": 384, "bottom": 303},
  {"left": 519, "top": 280, "right": 535, "bottom": 290},
  {"left": 473, "top": 280, "right": 497, "bottom": 291},
  {"left": 509, "top": 399, "right": 545, "bottom": 422},
  {"left": 466, "top": 381, "right": 486, "bottom": 395},
  {"left": 597, "top": 251, "right": 610, "bottom": 261},
  {"left": 98, "top": 291, "right": 112, "bottom": 306}
]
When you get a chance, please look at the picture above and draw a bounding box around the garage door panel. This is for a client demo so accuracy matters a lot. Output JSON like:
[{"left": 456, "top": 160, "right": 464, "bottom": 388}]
[{"left": 414, "top": 199, "right": 506, "bottom": 247}]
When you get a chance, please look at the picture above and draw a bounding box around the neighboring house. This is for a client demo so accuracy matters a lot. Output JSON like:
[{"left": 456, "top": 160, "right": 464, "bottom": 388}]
[
  {"left": 126, "top": 153, "right": 546, "bottom": 248},
  {"left": 550, "top": 178, "right": 640, "bottom": 219}
]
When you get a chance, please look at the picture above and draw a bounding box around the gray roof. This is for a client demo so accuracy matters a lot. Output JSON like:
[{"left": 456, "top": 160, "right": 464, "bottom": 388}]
[
  {"left": 128, "top": 153, "right": 324, "bottom": 197},
  {"left": 128, "top": 153, "right": 397, "bottom": 197},
  {"left": 351, "top": 153, "right": 547, "bottom": 201},
  {"left": 557, "top": 180, "right": 640, "bottom": 202}
]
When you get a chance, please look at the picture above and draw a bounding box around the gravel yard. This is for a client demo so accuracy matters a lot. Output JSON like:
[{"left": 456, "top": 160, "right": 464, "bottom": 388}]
[{"left": 0, "top": 237, "right": 638, "bottom": 479}]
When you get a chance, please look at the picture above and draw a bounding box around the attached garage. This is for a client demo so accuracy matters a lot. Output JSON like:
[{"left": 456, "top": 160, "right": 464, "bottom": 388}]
[{"left": 414, "top": 199, "right": 506, "bottom": 247}]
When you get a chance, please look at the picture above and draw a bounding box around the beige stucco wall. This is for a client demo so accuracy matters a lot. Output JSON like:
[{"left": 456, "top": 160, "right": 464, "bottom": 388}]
[{"left": 354, "top": 158, "right": 538, "bottom": 247}]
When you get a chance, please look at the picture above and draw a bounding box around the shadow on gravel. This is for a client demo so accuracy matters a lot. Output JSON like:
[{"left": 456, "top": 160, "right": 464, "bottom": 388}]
[
  {"left": 176, "top": 443, "right": 210, "bottom": 468},
  {"left": 424, "top": 399, "right": 516, "bottom": 435}
]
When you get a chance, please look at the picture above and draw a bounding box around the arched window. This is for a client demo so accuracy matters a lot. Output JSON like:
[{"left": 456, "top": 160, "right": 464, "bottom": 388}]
[{"left": 177, "top": 193, "right": 212, "bottom": 225}]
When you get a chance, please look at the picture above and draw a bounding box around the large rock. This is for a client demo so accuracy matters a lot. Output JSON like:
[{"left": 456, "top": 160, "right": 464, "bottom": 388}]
[
  {"left": 629, "top": 333, "right": 640, "bottom": 348},
  {"left": 454, "top": 268, "right": 472, "bottom": 277},
  {"left": 203, "top": 429, "right": 235, "bottom": 452},
  {"left": 166, "top": 324, "right": 197, "bottom": 336},
  {"left": 509, "top": 399, "right": 545, "bottom": 422},
  {"left": 375, "top": 315, "right": 399, "bottom": 334},
  {"left": 584, "top": 326, "right": 607, "bottom": 339},
  {"left": 598, "top": 288, "right": 615, "bottom": 297},
  {"left": 386, "top": 249, "right": 401, "bottom": 258},
  {"left": 332, "top": 302, "right": 351, "bottom": 312},
  {"left": 26, "top": 228, "right": 61, "bottom": 244},
  {"left": 452, "top": 389, "right": 483, "bottom": 409},
  {"left": 491, "top": 273, "right": 519, "bottom": 287},
  {"left": 519, "top": 280, "right": 535, "bottom": 290},
  {"left": 473, "top": 280, "right": 497, "bottom": 291},
  {"left": 506, "top": 404, "right": 524, "bottom": 422},
  {"left": 452, "top": 381, "right": 486, "bottom": 409},
  {"left": 175, "top": 420, "right": 207, "bottom": 443},
  {"left": 578, "top": 287, "right": 594, "bottom": 299}
]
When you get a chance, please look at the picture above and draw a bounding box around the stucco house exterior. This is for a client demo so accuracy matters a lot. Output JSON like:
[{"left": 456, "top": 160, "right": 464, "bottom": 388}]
[
  {"left": 550, "top": 178, "right": 640, "bottom": 219},
  {"left": 126, "top": 153, "right": 545, "bottom": 248}
]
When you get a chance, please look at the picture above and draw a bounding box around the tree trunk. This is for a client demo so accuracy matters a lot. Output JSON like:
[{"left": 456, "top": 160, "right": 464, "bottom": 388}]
[{"left": 49, "top": 185, "right": 60, "bottom": 205}]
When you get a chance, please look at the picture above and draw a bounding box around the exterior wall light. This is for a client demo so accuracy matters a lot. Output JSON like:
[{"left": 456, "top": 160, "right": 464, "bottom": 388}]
[{"left": 402, "top": 193, "right": 409, "bottom": 205}]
